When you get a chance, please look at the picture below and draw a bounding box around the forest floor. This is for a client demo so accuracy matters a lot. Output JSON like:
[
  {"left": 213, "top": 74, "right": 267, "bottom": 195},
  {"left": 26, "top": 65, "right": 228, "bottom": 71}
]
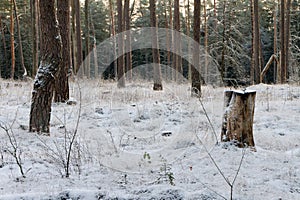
[{"left": 0, "top": 79, "right": 299, "bottom": 200}]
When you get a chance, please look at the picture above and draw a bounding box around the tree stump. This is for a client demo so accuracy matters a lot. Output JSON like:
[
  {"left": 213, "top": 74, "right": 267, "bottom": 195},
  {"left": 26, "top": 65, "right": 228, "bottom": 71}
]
[{"left": 221, "top": 90, "right": 256, "bottom": 149}]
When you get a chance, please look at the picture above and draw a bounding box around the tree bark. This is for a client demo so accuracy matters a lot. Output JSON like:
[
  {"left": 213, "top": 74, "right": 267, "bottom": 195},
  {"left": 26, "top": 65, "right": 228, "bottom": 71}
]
[
  {"left": 150, "top": 0, "right": 163, "bottom": 91},
  {"left": 29, "top": 0, "right": 62, "bottom": 134},
  {"left": 117, "top": 0, "right": 125, "bottom": 88},
  {"left": 191, "top": 0, "right": 201, "bottom": 96},
  {"left": 221, "top": 90, "right": 256, "bottom": 149},
  {"left": 54, "top": 0, "right": 70, "bottom": 103}
]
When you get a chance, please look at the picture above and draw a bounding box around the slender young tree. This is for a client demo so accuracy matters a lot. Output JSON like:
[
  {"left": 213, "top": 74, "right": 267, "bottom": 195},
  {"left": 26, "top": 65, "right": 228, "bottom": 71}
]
[
  {"left": 54, "top": 0, "right": 70, "bottom": 103},
  {"left": 117, "top": 0, "right": 125, "bottom": 87},
  {"left": 150, "top": 0, "right": 163, "bottom": 90},
  {"left": 29, "top": 0, "right": 62, "bottom": 134},
  {"left": 191, "top": 0, "right": 201, "bottom": 96}
]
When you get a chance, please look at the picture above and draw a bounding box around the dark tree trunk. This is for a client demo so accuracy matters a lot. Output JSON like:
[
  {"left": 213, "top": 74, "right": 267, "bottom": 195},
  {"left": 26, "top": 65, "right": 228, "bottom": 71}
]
[
  {"left": 54, "top": 0, "right": 70, "bottom": 103},
  {"left": 0, "top": 16, "right": 7, "bottom": 77},
  {"left": 221, "top": 90, "right": 256, "bottom": 150},
  {"left": 252, "top": 0, "right": 261, "bottom": 84},
  {"left": 280, "top": 0, "right": 285, "bottom": 83},
  {"left": 84, "top": 0, "right": 90, "bottom": 78},
  {"left": 75, "top": 0, "right": 83, "bottom": 75},
  {"left": 174, "top": 0, "right": 182, "bottom": 81},
  {"left": 29, "top": 0, "right": 62, "bottom": 134},
  {"left": 150, "top": 0, "right": 163, "bottom": 91},
  {"left": 117, "top": 0, "right": 125, "bottom": 88},
  {"left": 273, "top": 1, "right": 277, "bottom": 83},
  {"left": 191, "top": 0, "right": 201, "bottom": 96}
]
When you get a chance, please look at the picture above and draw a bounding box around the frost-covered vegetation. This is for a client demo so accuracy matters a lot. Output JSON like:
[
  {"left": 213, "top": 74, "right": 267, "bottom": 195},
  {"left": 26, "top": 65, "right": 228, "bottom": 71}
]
[{"left": 0, "top": 80, "right": 299, "bottom": 199}]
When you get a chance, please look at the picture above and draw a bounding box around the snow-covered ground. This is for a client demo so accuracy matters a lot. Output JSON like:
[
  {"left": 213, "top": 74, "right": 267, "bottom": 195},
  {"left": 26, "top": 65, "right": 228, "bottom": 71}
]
[{"left": 0, "top": 79, "right": 299, "bottom": 200}]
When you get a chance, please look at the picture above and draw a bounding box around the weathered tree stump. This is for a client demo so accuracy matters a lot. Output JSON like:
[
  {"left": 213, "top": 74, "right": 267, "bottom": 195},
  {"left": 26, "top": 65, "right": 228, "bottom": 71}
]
[{"left": 221, "top": 90, "right": 256, "bottom": 149}]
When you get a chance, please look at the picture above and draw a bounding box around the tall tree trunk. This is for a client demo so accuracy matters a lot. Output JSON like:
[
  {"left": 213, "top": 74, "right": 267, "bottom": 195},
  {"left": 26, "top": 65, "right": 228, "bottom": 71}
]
[
  {"left": 191, "top": 0, "right": 201, "bottom": 96},
  {"left": 71, "top": 0, "right": 77, "bottom": 74},
  {"left": 280, "top": 0, "right": 285, "bottom": 83},
  {"left": 109, "top": 0, "right": 117, "bottom": 79},
  {"left": 185, "top": 0, "right": 191, "bottom": 82},
  {"left": 29, "top": 0, "right": 62, "bottom": 134},
  {"left": 284, "top": 0, "right": 291, "bottom": 83},
  {"left": 0, "top": 16, "right": 7, "bottom": 77},
  {"left": 117, "top": 0, "right": 125, "bottom": 88},
  {"left": 150, "top": 0, "right": 163, "bottom": 90},
  {"left": 168, "top": 0, "right": 174, "bottom": 80},
  {"left": 84, "top": 0, "right": 90, "bottom": 78},
  {"left": 10, "top": 0, "right": 15, "bottom": 79},
  {"left": 31, "top": 0, "right": 39, "bottom": 77},
  {"left": 252, "top": 0, "right": 261, "bottom": 84},
  {"left": 55, "top": 0, "right": 70, "bottom": 103},
  {"left": 75, "top": 0, "right": 83, "bottom": 76},
  {"left": 273, "top": 1, "right": 277, "bottom": 83},
  {"left": 12, "top": 0, "right": 27, "bottom": 77},
  {"left": 174, "top": 0, "right": 182, "bottom": 82},
  {"left": 124, "top": 0, "right": 132, "bottom": 81},
  {"left": 204, "top": 0, "right": 208, "bottom": 83},
  {"left": 164, "top": 0, "right": 171, "bottom": 80}
]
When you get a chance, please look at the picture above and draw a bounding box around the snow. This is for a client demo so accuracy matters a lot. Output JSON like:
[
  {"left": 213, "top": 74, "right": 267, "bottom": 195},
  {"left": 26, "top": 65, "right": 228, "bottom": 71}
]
[{"left": 0, "top": 80, "right": 299, "bottom": 199}]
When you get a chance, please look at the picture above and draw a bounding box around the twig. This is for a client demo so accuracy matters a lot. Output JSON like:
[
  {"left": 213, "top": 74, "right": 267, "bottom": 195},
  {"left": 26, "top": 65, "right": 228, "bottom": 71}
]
[{"left": 197, "top": 96, "right": 219, "bottom": 144}]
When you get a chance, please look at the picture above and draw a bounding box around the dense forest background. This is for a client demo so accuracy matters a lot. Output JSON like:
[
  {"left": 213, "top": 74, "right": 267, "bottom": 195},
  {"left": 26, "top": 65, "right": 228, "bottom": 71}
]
[{"left": 0, "top": 0, "right": 299, "bottom": 85}]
